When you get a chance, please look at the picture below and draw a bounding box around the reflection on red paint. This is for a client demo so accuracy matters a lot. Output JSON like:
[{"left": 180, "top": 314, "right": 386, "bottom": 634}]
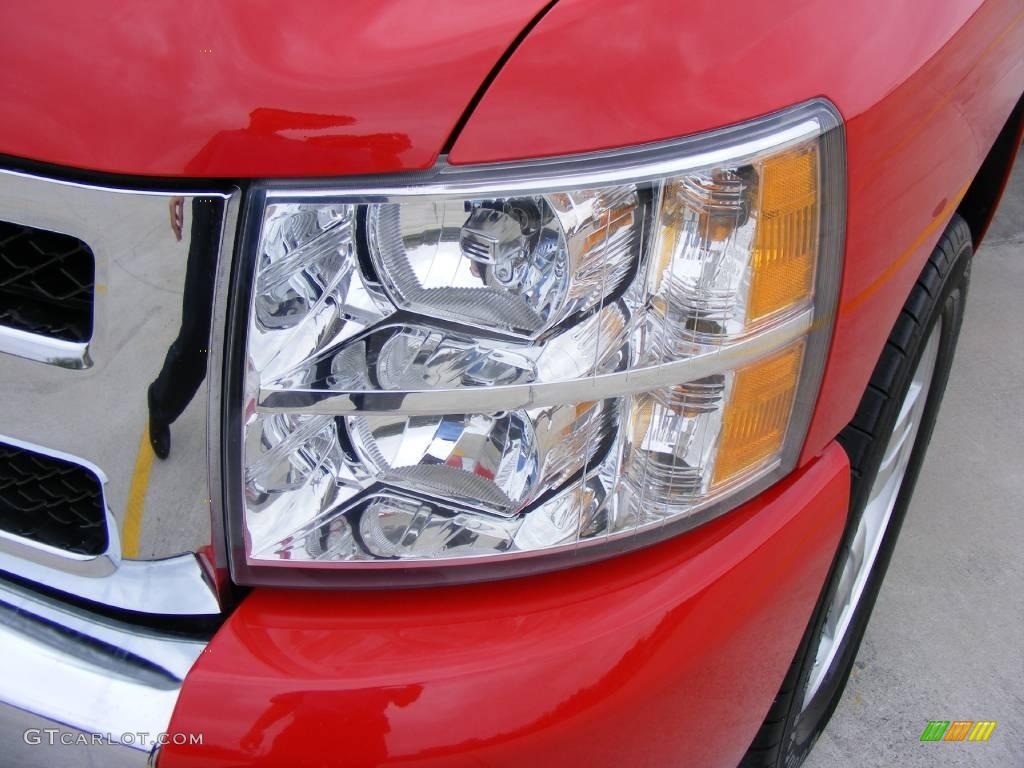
[
  {"left": 238, "top": 687, "right": 423, "bottom": 766},
  {"left": 0, "top": 0, "right": 554, "bottom": 177},
  {"left": 183, "top": 108, "right": 412, "bottom": 176}
]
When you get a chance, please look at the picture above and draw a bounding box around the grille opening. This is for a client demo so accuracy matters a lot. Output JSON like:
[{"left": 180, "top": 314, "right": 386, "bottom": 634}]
[
  {"left": 0, "top": 442, "right": 108, "bottom": 556},
  {"left": 0, "top": 221, "right": 95, "bottom": 342}
]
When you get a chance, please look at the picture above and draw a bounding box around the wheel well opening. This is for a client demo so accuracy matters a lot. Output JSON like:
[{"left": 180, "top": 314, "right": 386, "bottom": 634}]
[{"left": 957, "top": 94, "right": 1024, "bottom": 247}]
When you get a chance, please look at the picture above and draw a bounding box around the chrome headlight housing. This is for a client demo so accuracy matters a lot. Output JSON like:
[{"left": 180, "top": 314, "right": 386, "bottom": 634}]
[{"left": 224, "top": 99, "right": 845, "bottom": 586}]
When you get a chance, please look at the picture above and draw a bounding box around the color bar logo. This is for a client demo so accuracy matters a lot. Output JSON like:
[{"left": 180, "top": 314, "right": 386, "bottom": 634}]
[{"left": 920, "top": 720, "right": 996, "bottom": 742}]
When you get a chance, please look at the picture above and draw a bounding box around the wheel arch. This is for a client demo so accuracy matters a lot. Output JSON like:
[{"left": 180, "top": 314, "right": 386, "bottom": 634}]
[{"left": 957, "top": 93, "right": 1024, "bottom": 247}]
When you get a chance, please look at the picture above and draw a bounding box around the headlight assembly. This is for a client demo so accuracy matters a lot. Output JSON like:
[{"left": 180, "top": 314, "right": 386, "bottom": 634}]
[{"left": 225, "top": 99, "right": 845, "bottom": 586}]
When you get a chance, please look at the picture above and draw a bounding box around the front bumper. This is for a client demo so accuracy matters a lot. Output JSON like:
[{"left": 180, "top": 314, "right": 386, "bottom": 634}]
[
  {"left": 158, "top": 442, "right": 848, "bottom": 768},
  {"left": 0, "top": 579, "right": 207, "bottom": 767}
]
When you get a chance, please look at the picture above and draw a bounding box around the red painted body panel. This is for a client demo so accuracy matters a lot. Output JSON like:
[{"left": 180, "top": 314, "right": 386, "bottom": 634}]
[
  {"left": 0, "top": 0, "right": 550, "bottom": 177},
  {"left": 2, "top": 1, "right": 1020, "bottom": 765},
  {"left": 161, "top": 443, "right": 848, "bottom": 768},
  {"left": 447, "top": 0, "right": 1024, "bottom": 467}
]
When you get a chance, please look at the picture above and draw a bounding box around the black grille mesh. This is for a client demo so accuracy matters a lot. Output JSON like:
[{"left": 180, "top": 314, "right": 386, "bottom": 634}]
[
  {"left": 0, "top": 442, "right": 108, "bottom": 556},
  {"left": 0, "top": 221, "right": 95, "bottom": 342}
]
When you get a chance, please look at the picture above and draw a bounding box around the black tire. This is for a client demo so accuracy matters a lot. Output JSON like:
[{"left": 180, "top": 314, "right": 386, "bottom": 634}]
[{"left": 741, "top": 214, "right": 973, "bottom": 768}]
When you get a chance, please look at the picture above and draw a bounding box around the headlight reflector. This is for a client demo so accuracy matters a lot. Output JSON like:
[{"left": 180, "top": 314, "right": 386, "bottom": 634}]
[
  {"left": 227, "top": 100, "right": 844, "bottom": 585},
  {"left": 367, "top": 187, "right": 640, "bottom": 337}
]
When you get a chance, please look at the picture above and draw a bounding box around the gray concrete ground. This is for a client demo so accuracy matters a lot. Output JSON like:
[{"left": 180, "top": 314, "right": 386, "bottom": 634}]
[{"left": 804, "top": 157, "right": 1024, "bottom": 766}]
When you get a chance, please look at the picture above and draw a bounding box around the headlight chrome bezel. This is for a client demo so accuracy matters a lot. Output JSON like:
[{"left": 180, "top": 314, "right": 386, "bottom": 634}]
[{"left": 222, "top": 99, "right": 846, "bottom": 587}]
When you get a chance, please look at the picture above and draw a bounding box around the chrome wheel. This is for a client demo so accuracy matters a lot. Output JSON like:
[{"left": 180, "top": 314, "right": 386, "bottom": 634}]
[{"left": 802, "top": 320, "right": 943, "bottom": 708}]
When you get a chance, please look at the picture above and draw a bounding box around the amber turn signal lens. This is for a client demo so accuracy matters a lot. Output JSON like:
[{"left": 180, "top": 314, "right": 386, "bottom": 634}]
[
  {"left": 713, "top": 342, "right": 805, "bottom": 486},
  {"left": 747, "top": 147, "right": 819, "bottom": 325}
]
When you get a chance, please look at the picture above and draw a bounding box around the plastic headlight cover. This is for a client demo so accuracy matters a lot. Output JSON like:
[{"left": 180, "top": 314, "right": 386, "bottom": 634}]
[{"left": 226, "top": 99, "right": 845, "bottom": 586}]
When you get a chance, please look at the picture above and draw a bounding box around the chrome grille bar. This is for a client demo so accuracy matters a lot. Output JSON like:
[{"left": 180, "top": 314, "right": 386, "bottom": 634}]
[{"left": 0, "top": 168, "right": 239, "bottom": 615}]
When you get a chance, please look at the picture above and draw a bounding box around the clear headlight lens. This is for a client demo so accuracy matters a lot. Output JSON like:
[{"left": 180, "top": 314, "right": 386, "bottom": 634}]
[
  {"left": 367, "top": 188, "right": 638, "bottom": 337},
  {"left": 228, "top": 100, "right": 844, "bottom": 585}
]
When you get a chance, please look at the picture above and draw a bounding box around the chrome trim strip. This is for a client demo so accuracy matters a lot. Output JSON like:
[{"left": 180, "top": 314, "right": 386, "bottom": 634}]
[
  {"left": 0, "top": 554, "right": 221, "bottom": 616},
  {"left": 0, "top": 438, "right": 220, "bottom": 615},
  {"left": 0, "top": 169, "right": 225, "bottom": 198},
  {"left": 0, "top": 579, "right": 206, "bottom": 765},
  {"left": 258, "top": 310, "right": 813, "bottom": 415},
  {"left": 0, "top": 325, "right": 91, "bottom": 369},
  {"left": 265, "top": 118, "right": 821, "bottom": 199},
  {"left": 205, "top": 192, "right": 242, "bottom": 578},
  {"left": 0, "top": 532, "right": 115, "bottom": 577}
]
